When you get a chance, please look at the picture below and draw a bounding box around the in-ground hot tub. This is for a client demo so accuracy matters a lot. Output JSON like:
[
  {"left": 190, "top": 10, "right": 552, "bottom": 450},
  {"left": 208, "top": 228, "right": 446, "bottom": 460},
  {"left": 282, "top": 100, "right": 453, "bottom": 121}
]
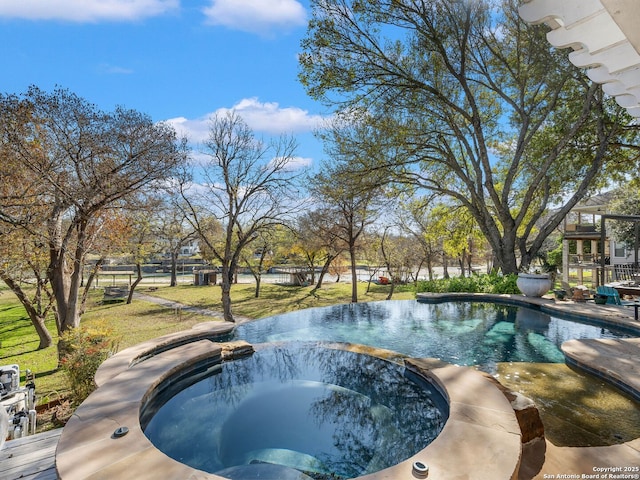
[
  {"left": 56, "top": 320, "right": 523, "bottom": 479},
  {"left": 140, "top": 342, "right": 449, "bottom": 479}
]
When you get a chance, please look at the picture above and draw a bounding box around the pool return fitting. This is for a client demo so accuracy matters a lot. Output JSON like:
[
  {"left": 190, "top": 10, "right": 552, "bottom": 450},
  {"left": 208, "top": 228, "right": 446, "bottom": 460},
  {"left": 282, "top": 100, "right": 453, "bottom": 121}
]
[{"left": 413, "top": 460, "right": 429, "bottom": 477}]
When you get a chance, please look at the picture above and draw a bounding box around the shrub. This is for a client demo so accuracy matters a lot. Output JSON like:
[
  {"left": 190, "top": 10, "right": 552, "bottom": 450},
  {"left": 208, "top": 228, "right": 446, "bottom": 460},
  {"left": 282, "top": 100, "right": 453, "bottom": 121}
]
[
  {"left": 415, "top": 273, "right": 519, "bottom": 295},
  {"left": 487, "top": 273, "right": 519, "bottom": 294},
  {"left": 59, "top": 323, "right": 119, "bottom": 404}
]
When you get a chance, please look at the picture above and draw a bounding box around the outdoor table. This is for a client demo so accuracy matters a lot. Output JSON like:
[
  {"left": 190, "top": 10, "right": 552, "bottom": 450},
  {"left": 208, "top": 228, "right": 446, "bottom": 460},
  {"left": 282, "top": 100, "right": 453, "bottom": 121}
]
[
  {"left": 626, "top": 301, "right": 640, "bottom": 321},
  {"left": 610, "top": 285, "right": 640, "bottom": 321},
  {"left": 613, "top": 285, "right": 640, "bottom": 296}
]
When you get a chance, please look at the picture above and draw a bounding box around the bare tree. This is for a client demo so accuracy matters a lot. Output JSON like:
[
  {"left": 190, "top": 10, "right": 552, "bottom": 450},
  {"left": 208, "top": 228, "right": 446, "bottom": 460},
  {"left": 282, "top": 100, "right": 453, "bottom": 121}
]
[
  {"left": 119, "top": 197, "right": 165, "bottom": 303},
  {"left": 180, "top": 111, "right": 303, "bottom": 322},
  {"left": 0, "top": 86, "right": 187, "bottom": 337},
  {"left": 397, "top": 200, "right": 443, "bottom": 282},
  {"left": 155, "top": 201, "right": 197, "bottom": 287},
  {"left": 295, "top": 209, "right": 345, "bottom": 291},
  {"left": 240, "top": 227, "right": 279, "bottom": 298},
  {"left": 380, "top": 228, "right": 420, "bottom": 300}
]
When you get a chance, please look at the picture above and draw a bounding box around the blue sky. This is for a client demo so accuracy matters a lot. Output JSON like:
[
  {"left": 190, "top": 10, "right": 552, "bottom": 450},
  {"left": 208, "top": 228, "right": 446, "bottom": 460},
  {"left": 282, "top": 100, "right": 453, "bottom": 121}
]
[{"left": 0, "top": 0, "right": 330, "bottom": 169}]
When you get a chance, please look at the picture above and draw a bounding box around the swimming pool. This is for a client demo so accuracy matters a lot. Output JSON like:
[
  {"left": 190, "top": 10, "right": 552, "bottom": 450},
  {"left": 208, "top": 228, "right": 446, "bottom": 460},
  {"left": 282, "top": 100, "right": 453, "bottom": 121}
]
[
  {"left": 142, "top": 342, "right": 448, "bottom": 478},
  {"left": 231, "top": 301, "right": 630, "bottom": 373}
]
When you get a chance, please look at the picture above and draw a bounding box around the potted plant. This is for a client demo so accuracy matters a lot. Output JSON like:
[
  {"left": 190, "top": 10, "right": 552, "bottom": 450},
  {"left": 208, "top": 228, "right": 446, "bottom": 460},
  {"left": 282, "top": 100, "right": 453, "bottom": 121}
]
[
  {"left": 554, "top": 289, "right": 567, "bottom": 300},
  {"left": 517, "top": 268, "right": 553, "bottom": 297}
]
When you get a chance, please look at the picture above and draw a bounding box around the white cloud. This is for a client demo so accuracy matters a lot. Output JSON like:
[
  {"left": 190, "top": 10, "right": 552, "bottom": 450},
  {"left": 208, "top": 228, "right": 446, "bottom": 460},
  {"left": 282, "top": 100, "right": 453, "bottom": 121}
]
[
  {"left": 165, "top": 116, "right": 211, "bottom": 143},
  {"left": 97, "top": 63, "right": 134, "bottom": 75},
  {"left": 271, "top": 155, "right": 313, "bottom": 172},
  {"left": 0, "top": 0, "right": 179, "bottom": 22},
  {"left": 165, "top": 97, "right": 329, "bottom": 142},
  {"left": 288, "top": 156, "right": 313, "bottom": 170},
  {"left": 202, "top": 0, "right": 306, "bottom": 35},
  {"left": 220, "top": 98, "right": 327, "bottom": 134}
]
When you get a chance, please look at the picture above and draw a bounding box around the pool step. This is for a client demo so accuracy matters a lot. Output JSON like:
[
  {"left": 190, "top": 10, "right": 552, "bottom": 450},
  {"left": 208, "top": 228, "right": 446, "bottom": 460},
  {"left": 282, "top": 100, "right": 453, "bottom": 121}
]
[{"left": 562, "top": 338, "right": 640, "bottom": 401}]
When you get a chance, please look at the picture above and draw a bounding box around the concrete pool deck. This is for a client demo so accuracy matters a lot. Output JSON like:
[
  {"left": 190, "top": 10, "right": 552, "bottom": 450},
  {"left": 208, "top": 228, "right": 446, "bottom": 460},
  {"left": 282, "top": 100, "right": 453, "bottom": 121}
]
[{"left": 45, "top": 294, "right": 640, "bottom": 478}]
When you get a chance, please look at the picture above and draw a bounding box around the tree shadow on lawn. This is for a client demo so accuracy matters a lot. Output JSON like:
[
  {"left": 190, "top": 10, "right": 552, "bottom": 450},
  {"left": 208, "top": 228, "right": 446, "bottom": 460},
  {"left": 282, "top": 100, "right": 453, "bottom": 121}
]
[{"left": 0, "top": 338, "right": 44, "bottom": 360}]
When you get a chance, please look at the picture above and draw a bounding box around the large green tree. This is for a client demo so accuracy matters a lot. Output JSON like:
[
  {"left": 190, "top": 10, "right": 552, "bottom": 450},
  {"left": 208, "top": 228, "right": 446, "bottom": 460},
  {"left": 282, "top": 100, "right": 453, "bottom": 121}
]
[
  {"left": 300, "top": 0, "right": 640, "bottom": 273},
  {"left": 608, "top": 184, "right": 640, "bottom": 251}
]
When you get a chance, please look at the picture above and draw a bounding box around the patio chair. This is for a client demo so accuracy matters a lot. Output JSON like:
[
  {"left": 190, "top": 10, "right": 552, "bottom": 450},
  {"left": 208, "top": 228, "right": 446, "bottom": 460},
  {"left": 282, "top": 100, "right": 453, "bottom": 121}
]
[{"left": 595, "top": 286, "right": 634, "bottom": 306}]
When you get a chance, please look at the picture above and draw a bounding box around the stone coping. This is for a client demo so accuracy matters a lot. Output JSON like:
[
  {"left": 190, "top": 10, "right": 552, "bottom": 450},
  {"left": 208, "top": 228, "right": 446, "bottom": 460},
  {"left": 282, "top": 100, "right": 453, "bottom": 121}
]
[
  {"left": 562, "top": 338, "right": 640, "bottom": 401},
  {"left": 417, "top": 292, "right": 640, "bottom": 335},
  {"left": 56, "top": 341, "right": 522, "bottom": 480},
  {"left": 94, "top": 321, "right": 234, "bottom": 388},
  {"left": 417, "top": 291, "right": 640, "bottom": 341}
]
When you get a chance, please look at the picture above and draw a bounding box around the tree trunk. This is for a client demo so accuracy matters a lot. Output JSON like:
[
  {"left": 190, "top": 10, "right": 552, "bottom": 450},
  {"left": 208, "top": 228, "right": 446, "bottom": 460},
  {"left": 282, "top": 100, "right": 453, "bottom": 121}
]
[
  {"left": 426, "top": 257, "right": 433, "bottom": 281},
  {"left": 386, "top": 280, "right": 396, "bottom": 301},
  {"left": 349, "top": 244, "right": 358, "bottom": 303},
  {"left": 50, "top": 257, "right": 72, "bottom": 333},
  {"left": 314, "top": 263, "right": 329, "bottom": 291},
  {"left": 254, "top": 276, "right": 261, "bottom": 298},
  {"left": 305, "top": 253, "right": 317, "bottom": 284},
  {"left": 442, "top": 254, "right": 449, "bottom": 279},
  {"left": 220, "top": 264, "right": 234, "bottom": 322},
  {"left": 80, "top": 258, "right": 103, "bottom": 317},
  {"left": 62, "top": 220, "right": 91, "bottom": 331},
  {"left": 170, "top": 250, "right": 179, "bottom": 287},
  {"left": 0, "top": 273, "right": 53, "bottom": 349},
  {"left": 314, "top": 255, "right": 336, "bottom": 291},
  {"left": 127, "top": 263, "right": 143, "bottom": 304},
  {"left": 32, "top": 314, "right": 53, "bottom": 349},
  {"left": 250, "top": 249, "right": 267, "bottom": 298},
  {"left": 497, "top": 231, "right": 520, "bottom": 274}
]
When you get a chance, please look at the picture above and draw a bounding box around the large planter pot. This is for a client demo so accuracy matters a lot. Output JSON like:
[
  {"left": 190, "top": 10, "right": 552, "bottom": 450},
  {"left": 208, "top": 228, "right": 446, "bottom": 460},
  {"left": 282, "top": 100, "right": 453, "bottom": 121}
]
[{"left": 517, "top": 273, "right": 553, "bottom": 297}]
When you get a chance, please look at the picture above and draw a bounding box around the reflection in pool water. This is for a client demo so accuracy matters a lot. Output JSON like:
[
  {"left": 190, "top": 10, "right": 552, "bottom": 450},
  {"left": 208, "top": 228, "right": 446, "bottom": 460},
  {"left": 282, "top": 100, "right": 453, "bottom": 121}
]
[
  {"left": 142, "top": 343, "right": 448, "bottom": 479},
  {"left": 231, "top": 300, "right": 640, "bottom": 447},
  {"left": 233, "top": 301, "right": 630, "bottom": 373}
]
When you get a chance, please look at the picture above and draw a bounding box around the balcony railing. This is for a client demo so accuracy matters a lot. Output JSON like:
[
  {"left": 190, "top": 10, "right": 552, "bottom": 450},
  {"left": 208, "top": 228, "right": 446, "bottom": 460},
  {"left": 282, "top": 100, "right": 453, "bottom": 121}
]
[
  {"left": 568, "top": 254, "right": 601, "bottom": 265},
  {"left": 565, "top": 224, "right": 598, "bottom": 233}
]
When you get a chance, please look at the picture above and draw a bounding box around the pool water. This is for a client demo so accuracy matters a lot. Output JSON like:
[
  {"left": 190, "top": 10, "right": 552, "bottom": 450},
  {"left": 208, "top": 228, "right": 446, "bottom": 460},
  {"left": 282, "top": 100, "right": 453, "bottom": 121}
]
[
  {"left": 230, "top": 300, "right": 640, "bottom": 447},
  {"left": 143, "top": 343, "right": 448, "bottom": 479},
  {"left": 233, "top": 301, "right": 631, "bottom": 373}
]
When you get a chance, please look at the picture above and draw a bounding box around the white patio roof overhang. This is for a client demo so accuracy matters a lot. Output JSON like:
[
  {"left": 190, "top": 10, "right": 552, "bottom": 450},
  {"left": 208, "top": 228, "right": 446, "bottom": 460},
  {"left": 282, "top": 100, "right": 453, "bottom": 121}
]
[{"left": 519, "top": 0, "right": 640, "bottom": 118}]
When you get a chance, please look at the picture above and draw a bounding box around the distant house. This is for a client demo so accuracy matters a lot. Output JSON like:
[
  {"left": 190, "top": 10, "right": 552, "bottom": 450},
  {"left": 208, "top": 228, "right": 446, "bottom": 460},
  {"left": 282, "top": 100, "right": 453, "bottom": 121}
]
[
  {"left": 562, "top": 192, "right": 640, "bottom": 286},
  {"left": 180, "top": 239, "right": 200, "bottom": 257}
]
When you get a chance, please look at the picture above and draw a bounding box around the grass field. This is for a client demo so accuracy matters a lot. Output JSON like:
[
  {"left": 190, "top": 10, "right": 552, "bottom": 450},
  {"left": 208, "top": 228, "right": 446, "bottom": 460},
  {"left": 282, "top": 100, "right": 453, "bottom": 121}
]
[{"left": 0, "top": 280, "right": 415, "bottom": 425}]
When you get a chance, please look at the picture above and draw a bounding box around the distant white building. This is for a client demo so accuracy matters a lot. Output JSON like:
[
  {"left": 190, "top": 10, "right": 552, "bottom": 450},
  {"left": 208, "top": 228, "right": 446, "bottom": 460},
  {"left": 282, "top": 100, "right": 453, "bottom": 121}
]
[{"left": 180, "top": 239, "right": 200, "bottom": 257}]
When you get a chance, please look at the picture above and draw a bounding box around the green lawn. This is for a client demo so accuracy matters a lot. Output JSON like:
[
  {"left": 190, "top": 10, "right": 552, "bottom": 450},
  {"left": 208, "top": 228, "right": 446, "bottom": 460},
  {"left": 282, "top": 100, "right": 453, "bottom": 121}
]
[
  {"left": 149, "top": 281, "right": 415, "bottom": 318},
  {"left": 0, "top": 281, "right": 415, "bottom": 413}
]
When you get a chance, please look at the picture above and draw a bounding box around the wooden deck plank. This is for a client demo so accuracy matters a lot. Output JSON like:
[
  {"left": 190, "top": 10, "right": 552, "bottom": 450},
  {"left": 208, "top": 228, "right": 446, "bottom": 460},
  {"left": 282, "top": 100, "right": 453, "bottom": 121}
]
[
  {"left": 1, "top": 430, "right": 61, "bottom": 456},
  {"left": 1, "top": 429, "right": 61, "bottom": 480}
]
